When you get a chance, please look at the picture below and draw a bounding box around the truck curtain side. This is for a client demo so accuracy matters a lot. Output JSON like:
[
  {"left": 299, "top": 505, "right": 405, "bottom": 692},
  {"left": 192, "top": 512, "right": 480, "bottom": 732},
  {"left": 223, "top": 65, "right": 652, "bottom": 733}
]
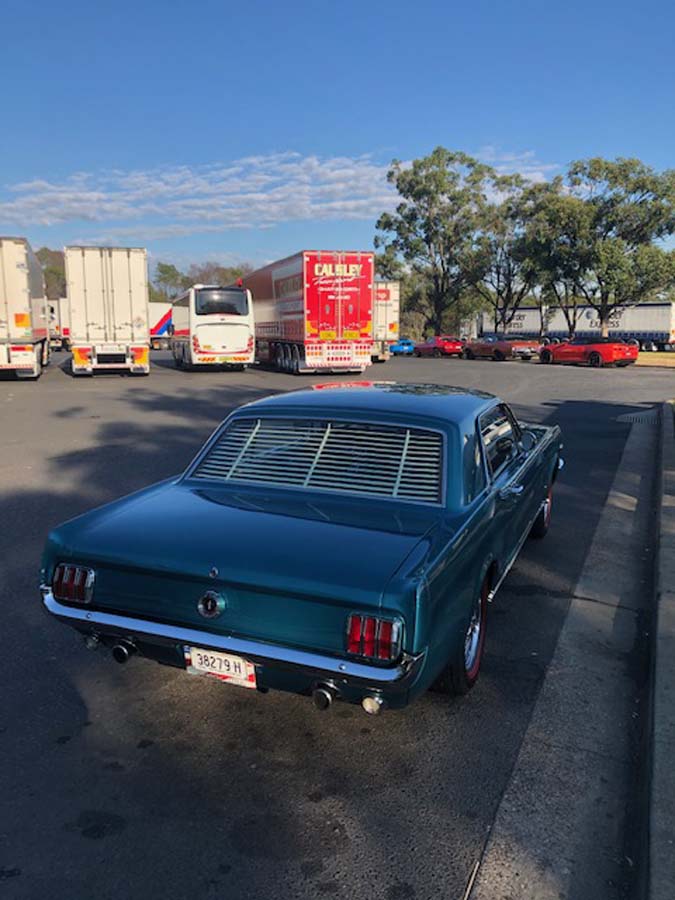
[
  {"left": 149, "top": 302, "right": 172, "bottom": 350},
  {"left": 65, "top": 246, "right": 151, "bottom": 375},
  {"left": 0, "top": 237, "right": 50, "bottom": 380},
  {"left": 481, "top": 303, "right": 675, "bottom": 350},
  {"left": 372, "top": 281, "right": 400, "bottom": 362},
  {"left": 243, "top": 250, "right": 374, "bottom": 373}
]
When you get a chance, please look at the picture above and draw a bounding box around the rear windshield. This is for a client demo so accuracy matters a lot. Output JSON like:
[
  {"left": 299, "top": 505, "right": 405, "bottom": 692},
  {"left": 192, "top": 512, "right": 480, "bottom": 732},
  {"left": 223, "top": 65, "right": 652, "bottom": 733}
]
[
  {"left": 195, "top": 289, "right": 248, "bottom": 316},
  {"left": 189, "top": 417, "right": 444, "bottom": 505}
]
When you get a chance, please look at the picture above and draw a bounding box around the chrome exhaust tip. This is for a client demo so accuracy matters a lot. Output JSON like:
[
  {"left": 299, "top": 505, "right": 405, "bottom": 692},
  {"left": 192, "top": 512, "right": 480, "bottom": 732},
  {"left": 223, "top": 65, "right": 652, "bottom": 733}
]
[
  {"left": 111, "top": 642, "right": 136, "bottom": 664},
  {"left": 362, "top": 695, "right": 385, "bottom": 716},
  {"left": 312, "top": 686, "right": 334, "bottom": 711}
]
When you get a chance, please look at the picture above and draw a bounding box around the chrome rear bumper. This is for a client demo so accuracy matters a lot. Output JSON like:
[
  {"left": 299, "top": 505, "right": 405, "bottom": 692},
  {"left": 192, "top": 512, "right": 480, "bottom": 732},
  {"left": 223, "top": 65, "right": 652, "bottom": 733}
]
[{"left": 41, "top": 588, "right": 424, "bottom": 687}]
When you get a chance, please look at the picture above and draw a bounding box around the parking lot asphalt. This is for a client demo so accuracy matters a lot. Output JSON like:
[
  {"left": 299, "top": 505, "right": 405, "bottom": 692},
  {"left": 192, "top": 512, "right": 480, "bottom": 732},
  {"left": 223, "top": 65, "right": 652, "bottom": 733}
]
[{"left": 0, "top": 353, "right": 671, "bottom": 900}]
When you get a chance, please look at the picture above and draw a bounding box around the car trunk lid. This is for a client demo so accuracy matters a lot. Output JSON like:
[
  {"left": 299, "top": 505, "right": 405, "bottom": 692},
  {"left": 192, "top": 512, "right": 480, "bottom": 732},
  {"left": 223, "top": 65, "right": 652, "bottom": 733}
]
[{"left": 51, "top": 483, "right": 438, "bottom": 656}]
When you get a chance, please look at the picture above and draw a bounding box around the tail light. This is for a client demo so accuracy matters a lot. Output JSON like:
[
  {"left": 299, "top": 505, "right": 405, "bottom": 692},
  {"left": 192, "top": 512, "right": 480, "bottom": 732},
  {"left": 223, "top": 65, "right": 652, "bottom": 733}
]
[
  {"left": 52, "top": 564, "right": 95, "bottom": 604},
  {"left": 131, "top": 346, "right": 148, "bottom": 363},
  {"left": 247, "top": 334, "right": 254, "bottom": 352},
  {"left": 346, "top": 614, "right": 402, "bottom": 661},
  {"left": 10, "top": 345, "right": 31, "bottom": 352},
  {"left": 192, "top": 335, "right": 200, "bottom": 352}
]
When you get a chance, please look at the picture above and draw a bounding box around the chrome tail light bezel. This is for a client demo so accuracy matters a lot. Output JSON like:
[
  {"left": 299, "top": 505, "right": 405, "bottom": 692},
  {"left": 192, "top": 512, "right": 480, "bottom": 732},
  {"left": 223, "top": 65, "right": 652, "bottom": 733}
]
[{"left": 52, "top": 564, "right": 96, "bottom": 604}]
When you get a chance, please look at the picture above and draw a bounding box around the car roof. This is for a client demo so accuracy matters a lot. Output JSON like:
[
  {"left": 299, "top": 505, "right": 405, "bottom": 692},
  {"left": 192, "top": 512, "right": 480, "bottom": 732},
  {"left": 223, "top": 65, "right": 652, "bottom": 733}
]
[{"left": 235, "top": 382, "right": 497, "bottom": 428}]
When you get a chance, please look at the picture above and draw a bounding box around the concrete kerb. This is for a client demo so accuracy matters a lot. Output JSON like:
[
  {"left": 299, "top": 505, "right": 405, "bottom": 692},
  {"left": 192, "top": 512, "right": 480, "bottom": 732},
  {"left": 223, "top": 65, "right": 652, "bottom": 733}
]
[{"left": 649, "top": 401, "right": 675, "bottom": 900}]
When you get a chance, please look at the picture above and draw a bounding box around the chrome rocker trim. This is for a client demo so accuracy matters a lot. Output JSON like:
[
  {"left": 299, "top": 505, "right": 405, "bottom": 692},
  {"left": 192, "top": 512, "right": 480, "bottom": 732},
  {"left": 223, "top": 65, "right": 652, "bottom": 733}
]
[{"left": 41, "top": 589, "right": 424, "bottom": 687}]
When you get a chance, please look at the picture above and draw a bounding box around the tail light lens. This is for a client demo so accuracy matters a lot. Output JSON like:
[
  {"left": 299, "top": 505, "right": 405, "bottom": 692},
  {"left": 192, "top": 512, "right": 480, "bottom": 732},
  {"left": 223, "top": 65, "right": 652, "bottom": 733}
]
[
  {"left": 52, "top": 564, "right": 95, "bottom": 604},
  {"left": 10, "top": 345, "right": 32, "bottom": 352},
  {"left": 131, "top": 346, "right": 148, "bottom": 363},
  {"left": 247, "top": 334, "right": 254, "bottom": 351},
  {"left": 346, "top": 614, "right": 402, "bottom": 662}
]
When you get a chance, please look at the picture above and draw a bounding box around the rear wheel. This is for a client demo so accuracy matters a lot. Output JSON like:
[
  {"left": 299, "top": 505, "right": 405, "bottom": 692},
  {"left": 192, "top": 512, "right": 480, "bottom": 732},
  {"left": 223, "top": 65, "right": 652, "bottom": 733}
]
[
  {"left": 433, "top": 349, "right": 442, "bottom": 358},
  {"left": 588, "top": 351, "right": 603, "bottom": 368},
  {"left": 530, "top": 485, "right": 553, "bottom": 539},
  {"left": 540, "top": 349, "right": 553, "bottom": 364},
  {"left": 435, "top": 574, "right": 489, "bottom": 695},
  {"left": 291, "top": 345, "right": 301, "bottom": 375},
  {"left": 414, "top": 349, "right": 421, "bottom": 357},
  {"left": 461, "top": 348, "right": 475, "bottom": 360},
  {"left": 493, "top": 350, "right": 505, "bottom": 362}
]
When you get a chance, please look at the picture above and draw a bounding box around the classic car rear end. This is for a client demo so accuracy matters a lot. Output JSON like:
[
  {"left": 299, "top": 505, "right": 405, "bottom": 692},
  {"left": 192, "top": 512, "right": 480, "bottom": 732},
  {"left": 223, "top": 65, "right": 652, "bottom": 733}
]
[{"left": 42, "top": 384, "right": 563, "bottom": 714}]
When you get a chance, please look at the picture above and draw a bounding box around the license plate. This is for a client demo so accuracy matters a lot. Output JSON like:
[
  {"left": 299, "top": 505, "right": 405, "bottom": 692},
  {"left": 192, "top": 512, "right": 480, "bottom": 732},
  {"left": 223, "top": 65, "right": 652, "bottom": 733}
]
[{"left": 184, "top": 646, "right": 257, "bottom": 689}]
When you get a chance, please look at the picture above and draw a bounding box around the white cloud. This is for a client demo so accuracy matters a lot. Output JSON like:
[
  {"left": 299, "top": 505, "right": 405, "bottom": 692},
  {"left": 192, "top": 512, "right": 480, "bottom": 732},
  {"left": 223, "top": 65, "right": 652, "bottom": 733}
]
[
  {"left": 0, "top": 147, "right": 560, "bottom": 243},
  {"left": 476, "top": 146, "right": 560, "bottom": 183},
  {"left": 0, "top": 152, "right": 398, "bottom": 241}
]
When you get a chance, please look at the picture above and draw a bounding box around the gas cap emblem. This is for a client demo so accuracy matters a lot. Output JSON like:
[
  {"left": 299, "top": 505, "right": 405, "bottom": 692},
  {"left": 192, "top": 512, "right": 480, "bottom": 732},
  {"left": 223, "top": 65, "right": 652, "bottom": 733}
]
[
  {"left": 208, "top": 566, "right": 219, "bottom": 579},
  {"left": 197, "top": 590, "right": 226, "bottom": 619}
]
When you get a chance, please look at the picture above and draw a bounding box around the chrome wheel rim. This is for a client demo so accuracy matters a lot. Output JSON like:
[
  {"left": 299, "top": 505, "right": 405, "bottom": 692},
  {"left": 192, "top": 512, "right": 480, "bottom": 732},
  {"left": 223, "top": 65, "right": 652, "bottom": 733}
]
[{"left": 464, "top": 597, "right": 483, "bottom": 672}]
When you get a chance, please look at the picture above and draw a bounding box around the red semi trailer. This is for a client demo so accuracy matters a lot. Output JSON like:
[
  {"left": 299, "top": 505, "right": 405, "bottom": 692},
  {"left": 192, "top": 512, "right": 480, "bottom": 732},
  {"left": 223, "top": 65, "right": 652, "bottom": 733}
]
[{"left": 242, "top": 250, "right": 374, "bottom": 373}]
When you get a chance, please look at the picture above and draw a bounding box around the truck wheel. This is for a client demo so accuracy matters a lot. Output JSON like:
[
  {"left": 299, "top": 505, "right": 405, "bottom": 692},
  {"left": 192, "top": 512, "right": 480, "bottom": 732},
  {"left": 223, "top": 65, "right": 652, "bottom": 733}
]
[
  {"left": 434, "top": 574, "right": 489, "bottom": 696},
  {"left": 41, "top": 341, "right": 51, "bottom": 367},
  {"left": 530, "top": 485, "right": 553, "bottom": 539},
  {"left": 588, "top": 352, "right": 603, "bottom": 368},
  {"left": 291, "top": 345, "right": 301, "bottom": 375}
]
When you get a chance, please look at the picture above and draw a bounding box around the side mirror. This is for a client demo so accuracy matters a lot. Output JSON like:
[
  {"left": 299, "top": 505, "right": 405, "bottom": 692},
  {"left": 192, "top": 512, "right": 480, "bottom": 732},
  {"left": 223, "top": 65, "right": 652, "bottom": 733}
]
[
  {"left": 520, "top": 430, "right": 537, "bottom": 453},
  {"left": 495, "top": 436, "right": 515, "bottom": 458}
]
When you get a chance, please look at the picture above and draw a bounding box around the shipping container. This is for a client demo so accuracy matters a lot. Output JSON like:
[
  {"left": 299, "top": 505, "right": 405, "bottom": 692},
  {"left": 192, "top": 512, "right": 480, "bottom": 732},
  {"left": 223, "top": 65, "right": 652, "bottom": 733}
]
[
  {"left": 242, "top": 250, "right": 374, "bottom": 373},
  {"left": 371, "top": 281, "right": 400, "bottom": 362},
  {"left": 65, "top": 246, "right": 150, "bottom": 375},
  {"left": 0, "top": 236, "right": 50, "bottom": 379},
  {"left": 149, "top": 301, "right": 172, "bottom": 350},
  {"left": 481, "top": 303, "right": 675, "bottom": 350},
  {"left": 170, "top": 284, "right": 255, "bottom": 369}
]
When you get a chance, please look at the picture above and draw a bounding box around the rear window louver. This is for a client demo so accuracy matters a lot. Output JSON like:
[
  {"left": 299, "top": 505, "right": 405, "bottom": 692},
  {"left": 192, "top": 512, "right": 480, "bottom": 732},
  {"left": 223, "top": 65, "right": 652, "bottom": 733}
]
[{"left": 191, "top": 418, "right": 443, "bottom": 504}]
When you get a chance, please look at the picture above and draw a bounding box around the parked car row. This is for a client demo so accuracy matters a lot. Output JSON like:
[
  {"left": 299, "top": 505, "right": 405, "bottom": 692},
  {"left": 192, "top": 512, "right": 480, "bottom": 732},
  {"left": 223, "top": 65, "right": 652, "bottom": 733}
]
[{"left": 391, "top": 333, "right": 639, "bottom": 368}]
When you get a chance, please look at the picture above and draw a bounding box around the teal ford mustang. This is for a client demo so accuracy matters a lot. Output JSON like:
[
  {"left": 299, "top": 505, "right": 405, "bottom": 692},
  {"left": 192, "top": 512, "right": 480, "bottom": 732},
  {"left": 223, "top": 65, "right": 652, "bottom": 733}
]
[{"left": 41, "top": 383, "right": 563, "bottom": 715}]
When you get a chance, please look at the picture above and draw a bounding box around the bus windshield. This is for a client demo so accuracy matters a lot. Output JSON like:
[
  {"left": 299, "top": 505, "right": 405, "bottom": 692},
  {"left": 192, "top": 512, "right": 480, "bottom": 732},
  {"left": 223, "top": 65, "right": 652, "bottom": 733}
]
[{"left": 195, "top": 289, "right": 248, "bottom": 316}]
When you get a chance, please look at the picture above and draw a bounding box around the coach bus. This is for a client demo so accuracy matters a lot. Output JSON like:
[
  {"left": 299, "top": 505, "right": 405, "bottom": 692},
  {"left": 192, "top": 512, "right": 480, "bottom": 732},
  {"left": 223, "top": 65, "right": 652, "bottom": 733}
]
[{"left": 170, "top": 283, "right": 255, "bottom": 370}]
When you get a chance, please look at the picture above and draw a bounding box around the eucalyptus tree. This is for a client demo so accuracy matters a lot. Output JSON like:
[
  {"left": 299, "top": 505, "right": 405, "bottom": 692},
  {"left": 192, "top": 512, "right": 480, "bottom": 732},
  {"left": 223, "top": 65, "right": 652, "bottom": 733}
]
[
  {"left": 375, "top": 147, "right": 497, "bottom": 334},
  {"left": 566, "top": 158, "right": 675, "bottom": 335},
  {"left": 471, "top": 176, "right": 540, "bottom": 332}
]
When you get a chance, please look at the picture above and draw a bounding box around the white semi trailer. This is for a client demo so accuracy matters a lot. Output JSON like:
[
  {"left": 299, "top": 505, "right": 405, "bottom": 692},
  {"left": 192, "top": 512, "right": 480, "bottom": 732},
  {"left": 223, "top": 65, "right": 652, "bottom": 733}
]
[
  {"left": 481, "top": 302, "right": 675, "bottom": 350},
  {"left": 65, "top": 246, "right": 150, "bottom": 375},
  {"left": 371, "top": 281, "right": 400, "bottom": 362},
  {"left": 0, "top": 237, "right": 50, "bottom": 379}
]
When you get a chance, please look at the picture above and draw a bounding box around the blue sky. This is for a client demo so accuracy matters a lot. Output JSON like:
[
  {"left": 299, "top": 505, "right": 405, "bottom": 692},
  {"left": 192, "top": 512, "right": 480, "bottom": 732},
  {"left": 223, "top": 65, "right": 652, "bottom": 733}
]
[{"left": 1, "top": 0, "right": 673, "bottom": 272}]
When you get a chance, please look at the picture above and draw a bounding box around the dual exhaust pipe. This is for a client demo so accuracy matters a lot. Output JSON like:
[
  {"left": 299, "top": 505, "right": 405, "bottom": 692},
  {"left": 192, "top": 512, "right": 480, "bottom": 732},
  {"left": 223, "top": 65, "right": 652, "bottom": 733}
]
[
  {"left": 83, "top": 633, "right": 136, "bottom": 664},
  {"left": 87, "top": 637, "right": 385, "bottom": 714},
  {"left": 312, "top": 683, "right": 385, "bottom": 716}
]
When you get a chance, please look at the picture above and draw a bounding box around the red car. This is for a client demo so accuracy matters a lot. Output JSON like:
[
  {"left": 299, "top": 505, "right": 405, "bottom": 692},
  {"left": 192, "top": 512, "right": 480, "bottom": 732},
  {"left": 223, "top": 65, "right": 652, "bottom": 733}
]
[
  {"left": 413, "top": 335, "right": 464, "bottom": 357},
  {"left": 539, "top": 337, "right": 638, "bottom": 368},
  {"left": 463, "top": 334, "right": 541, "bottom": 361}
]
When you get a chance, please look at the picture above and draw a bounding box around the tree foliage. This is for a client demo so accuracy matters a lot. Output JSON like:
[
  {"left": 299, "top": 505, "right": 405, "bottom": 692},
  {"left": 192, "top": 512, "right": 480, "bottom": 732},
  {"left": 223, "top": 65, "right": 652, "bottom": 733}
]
[
  {"left": 377, "top": 148, "right": 675, "bottom": 337},
  {"left": 375, "top": 147, "right": 498, "bottom": 333},
  {"left": 36, "top": 247, "right": 66, "bottom": 300}
]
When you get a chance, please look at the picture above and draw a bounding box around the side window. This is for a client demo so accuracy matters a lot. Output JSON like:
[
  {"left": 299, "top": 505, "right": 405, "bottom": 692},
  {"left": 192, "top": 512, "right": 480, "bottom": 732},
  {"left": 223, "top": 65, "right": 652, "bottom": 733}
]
[
  {"left": 479, "top": 405, "right": 518, "bottom": 476},
  {"left": 463, "top": 431, "right": 487, "bottom": 503}
]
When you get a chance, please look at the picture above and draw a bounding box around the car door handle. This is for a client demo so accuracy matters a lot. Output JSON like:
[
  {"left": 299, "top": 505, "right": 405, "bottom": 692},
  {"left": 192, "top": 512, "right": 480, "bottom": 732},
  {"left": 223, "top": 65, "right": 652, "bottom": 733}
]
[{"left": 498, "top": 484, "right": 524, "bottom": 500}]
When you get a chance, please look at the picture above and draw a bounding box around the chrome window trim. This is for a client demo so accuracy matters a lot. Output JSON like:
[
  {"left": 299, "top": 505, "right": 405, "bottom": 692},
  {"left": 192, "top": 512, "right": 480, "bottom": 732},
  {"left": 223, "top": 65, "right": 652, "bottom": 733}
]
[{"left": 182, "top": 413, "right": 450, "bottom": 508}]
